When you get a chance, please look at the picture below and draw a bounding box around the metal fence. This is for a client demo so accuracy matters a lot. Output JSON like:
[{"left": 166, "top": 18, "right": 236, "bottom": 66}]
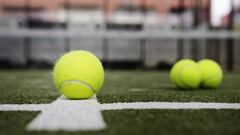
[{"left": 0, "top": 29, "right": 238, "bottom": 71}]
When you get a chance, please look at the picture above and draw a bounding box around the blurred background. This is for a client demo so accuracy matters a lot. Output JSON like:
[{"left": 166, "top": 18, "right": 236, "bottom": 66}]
[{"left": 0, "top": 0, "right": 239, "bottom": 71}]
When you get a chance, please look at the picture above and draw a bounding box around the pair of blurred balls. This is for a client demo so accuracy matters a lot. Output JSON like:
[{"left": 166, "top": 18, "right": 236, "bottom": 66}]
[{"left": 170, "top": 59, "right": 223, "bottom": 89}]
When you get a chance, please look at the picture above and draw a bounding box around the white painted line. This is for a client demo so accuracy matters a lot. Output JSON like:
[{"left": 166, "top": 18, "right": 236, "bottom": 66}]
[
  {"left": 101, "top": 102, "right": 240, "bottom": 110},
  {"left": 0, "top": 104, "right": 48, "bottom": 111},
  {"left": 27, "top": 96, "right": 106, "bottom": 131},
  {"left": 1, "top": 97, "right": 240, "bottom": 131}
]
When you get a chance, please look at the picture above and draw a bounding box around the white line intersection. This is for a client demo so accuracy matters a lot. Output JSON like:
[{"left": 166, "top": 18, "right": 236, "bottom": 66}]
[{"left": 0, "top": 96, "right": 240, "bottom": 131}]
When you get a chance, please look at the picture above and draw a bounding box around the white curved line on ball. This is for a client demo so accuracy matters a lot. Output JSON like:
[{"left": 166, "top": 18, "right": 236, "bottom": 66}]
[
  {"left": 201, "top": 73, "right": 221, "bottom": 86},
  {"left": 59, "top": 80, "right": 97, "bottom": 93},
  {"left": 178, "top": 65, "right": 191, "bottom": 89}
]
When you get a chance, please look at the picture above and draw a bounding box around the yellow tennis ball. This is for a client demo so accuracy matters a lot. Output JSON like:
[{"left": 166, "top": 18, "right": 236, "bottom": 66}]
[
  {"left": 170, "top": 59, "right": 202, "bottom": 89},
  {"left": 53, "top": 50, "right": 104, "bottom": 99},
  {"left": 198, "top": 59, "right": 223, "bottom": 89}
]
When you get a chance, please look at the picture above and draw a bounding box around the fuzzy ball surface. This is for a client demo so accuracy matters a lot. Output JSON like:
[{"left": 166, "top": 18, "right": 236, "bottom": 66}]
[
  {"left": 198, "top": 59, "right": 223, "bottom": 89},
  {"left": 53, "top": 50, "right": 104, "bottom": 99},
  {"left": 170, "top": 59, "right": 202, "bottom": 89}
]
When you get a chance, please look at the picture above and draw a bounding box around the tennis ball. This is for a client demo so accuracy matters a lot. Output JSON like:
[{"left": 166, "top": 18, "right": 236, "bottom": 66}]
[
  {"left": 198, "top": 59, "right": 223, "bottom": 89},
  {"left": 170, "top": 59, "right": 201, "bottom": 89},
  {"left": 53, "top": 50, "right": 104, "bottom": 99}
]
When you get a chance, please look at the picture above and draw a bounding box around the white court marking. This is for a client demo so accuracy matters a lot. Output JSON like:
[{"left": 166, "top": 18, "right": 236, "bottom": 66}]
[
  {"left": 27, "top": 96, "right": 106, "bottom": 131},
  {"left": 0, "top": 96, "right": 240, "bottom": 131}
]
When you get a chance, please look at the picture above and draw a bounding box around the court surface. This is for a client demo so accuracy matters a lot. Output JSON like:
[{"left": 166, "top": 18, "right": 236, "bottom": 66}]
[{"left": 0, "top": 70, "right": 240, "bottom": 135}]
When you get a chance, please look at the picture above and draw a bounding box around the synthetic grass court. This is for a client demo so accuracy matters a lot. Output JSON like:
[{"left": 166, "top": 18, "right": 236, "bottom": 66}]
[{"left": 0, "top": 70, "right": 240, "bottom": 135}]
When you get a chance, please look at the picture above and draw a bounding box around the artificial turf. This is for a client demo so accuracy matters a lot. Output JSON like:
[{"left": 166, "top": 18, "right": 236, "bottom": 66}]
[
  {"left": 0, "top": 110, "right": 240, "bottom": 135},
  {"left": 99, "top": 71, "right": 240, "bottom": 103},
  {"left": 0, "top": 70, "right": 240, "bottom": 104},
  {"left": 0, "top": 70, "right": 58, "bottom": 104},
  {"left": 0, "top": 70, "right": 240, "bottom": 135}
]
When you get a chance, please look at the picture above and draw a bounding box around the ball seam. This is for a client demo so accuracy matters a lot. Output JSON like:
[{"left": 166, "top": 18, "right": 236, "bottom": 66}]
[
  {"left": 59, "top": 80, "right": 97, "bottom": 93},
  {"left": 178, "top": 65, "right": 193, "bottom": 89},
  {"left": 201, "top": 73, "right": 221, "bottom": 86}
]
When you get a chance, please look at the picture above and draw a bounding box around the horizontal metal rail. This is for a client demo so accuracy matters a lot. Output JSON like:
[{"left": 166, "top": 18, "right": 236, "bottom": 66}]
[{"left": 0, "top": 29, "right": 240, "bottom": 39}]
